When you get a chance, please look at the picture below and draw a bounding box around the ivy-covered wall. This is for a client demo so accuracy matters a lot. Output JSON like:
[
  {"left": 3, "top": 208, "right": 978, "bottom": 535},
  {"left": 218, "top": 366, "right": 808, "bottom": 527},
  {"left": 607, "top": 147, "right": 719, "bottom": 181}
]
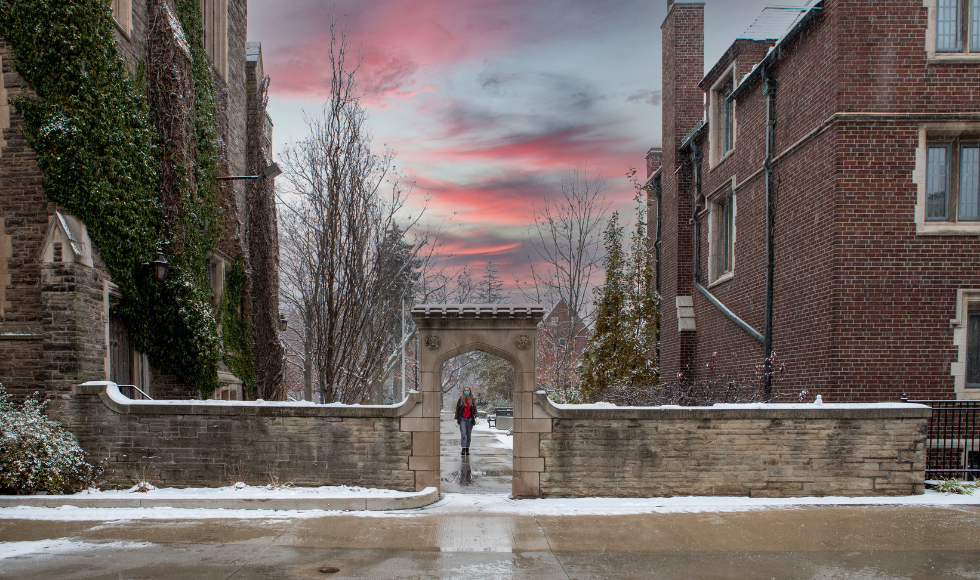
[{"left": 0, "top": 0, "right": 260, "bottom": 398}]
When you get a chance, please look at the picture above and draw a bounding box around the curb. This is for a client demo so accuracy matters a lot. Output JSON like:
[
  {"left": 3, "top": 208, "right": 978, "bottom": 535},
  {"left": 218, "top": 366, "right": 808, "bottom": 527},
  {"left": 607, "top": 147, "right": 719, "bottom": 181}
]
[{"left": 0, "top": 486, "right": 440, "bottom": 511}]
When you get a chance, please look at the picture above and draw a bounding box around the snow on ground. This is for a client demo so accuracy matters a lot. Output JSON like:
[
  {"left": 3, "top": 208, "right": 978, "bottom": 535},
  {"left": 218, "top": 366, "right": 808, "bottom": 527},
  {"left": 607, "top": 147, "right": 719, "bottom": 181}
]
[
  {"left": 1, "top": 490, "right": 978, "bottom": 521},
  {"left": 471, "top": 418, "right": 513, "bottom": 450},
  {"left": 69, "top": 483, "right": 418, "bottom": 499},
  {"left": 0, "top": 539, "right": 151, "bottom": 560}
]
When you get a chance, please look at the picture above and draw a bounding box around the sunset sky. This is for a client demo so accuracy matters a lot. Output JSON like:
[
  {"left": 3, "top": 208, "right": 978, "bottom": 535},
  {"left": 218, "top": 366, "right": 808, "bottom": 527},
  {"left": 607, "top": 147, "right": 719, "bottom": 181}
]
[{"left": 248, "top": 0, "right": 788, "bottom": 294}]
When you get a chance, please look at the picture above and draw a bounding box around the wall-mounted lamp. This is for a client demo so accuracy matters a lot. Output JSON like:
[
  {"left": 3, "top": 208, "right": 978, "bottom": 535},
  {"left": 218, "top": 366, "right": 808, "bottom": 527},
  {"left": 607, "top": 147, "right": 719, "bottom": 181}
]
[
  {"left": 149, "top": 246, "right": 169, "bottom": 282},
  {"left": 217, "top": 162, "right": 282, "bottom": 181},
  {"left": 279, "top": 313, "right": 288, "bottom": 332}
]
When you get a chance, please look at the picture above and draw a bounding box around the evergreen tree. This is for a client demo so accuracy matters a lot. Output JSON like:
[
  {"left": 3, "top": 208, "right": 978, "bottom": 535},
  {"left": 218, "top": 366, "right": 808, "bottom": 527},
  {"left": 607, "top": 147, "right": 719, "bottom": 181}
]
[
  {"left": 578, "top": 196, "right": 661, "bottom": 401},
  {"left": 578, "top": 213, "right": 627, "bottom": 400},
  {"left": 478, "top": 258, "right": 504, "bottom": 303}
]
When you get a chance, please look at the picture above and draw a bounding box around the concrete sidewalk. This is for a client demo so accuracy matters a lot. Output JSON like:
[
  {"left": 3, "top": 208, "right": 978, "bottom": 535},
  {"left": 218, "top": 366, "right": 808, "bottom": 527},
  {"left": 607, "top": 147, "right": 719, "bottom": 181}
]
[
  {"left": 0, "top": 487, "right": 438, "bottom": 511},
  {"left": 2, "top": 503, "right": 979, "bottom": 578},
  {"left": 440, "top": 411, "right": 513, "bottom": 495}
]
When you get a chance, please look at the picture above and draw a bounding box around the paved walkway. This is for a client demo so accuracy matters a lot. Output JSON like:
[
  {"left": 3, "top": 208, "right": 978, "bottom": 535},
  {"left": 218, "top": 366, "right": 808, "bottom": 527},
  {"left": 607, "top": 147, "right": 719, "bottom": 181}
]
[
  {"left": 440, "top": 411, "right": 512, "bottom": 495},
  {"left": 2, "top": 504, "right": 979, "bottom": 578}
]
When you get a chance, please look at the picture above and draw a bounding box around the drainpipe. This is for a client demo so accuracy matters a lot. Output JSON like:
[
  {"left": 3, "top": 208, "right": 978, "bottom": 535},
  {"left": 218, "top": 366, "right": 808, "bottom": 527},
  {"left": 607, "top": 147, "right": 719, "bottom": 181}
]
[
  {"left": 653, "top": 175, "right": 662, "bottom": 361},
  {"left": 762, "top": 65, "right": 778, "bottom": 402},
  {"left": 690, "top": 141, "right": 704, "bottom": 286}
]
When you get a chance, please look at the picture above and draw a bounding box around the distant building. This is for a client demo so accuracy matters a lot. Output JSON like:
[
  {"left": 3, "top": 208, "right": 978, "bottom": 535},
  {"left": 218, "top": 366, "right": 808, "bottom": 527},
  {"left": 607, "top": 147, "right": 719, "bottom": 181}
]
[
  {"left": 0, "top": 0, "right": 282, "bottom": 401},
  {"left": 537, "top": 299, "right": 589, "bottom": 394},
  {"left": 651, "top": 0, "right": 980, "bottom": 401}
]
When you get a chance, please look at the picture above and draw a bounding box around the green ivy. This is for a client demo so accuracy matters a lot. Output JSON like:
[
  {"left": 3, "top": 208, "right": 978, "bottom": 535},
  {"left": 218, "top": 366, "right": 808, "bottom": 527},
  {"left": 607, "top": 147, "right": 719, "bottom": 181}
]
[
  {"left": 0, "top": 0, "right": 227, "bottom": 396},
  {"left": 219, "top": 260, "right": 256, "bottom": 396}
]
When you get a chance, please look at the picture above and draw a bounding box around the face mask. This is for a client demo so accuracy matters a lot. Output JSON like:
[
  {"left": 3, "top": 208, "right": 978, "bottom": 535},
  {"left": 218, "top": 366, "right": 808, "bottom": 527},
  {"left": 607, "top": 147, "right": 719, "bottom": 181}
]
[{"left": 463, "top": 391, "right": 470, "bottom": 396}]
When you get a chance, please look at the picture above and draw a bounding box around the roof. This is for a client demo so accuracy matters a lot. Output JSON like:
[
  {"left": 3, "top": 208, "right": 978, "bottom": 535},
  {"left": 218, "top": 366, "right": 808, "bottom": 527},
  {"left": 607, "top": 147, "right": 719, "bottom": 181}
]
[
  {"left": 679, "top": 119, "right": 707, "bottom": 151},
  {"left": 411, "top": 304, "right": 545, "bottom": 319},
  {"left": 739, "top": 6, "right": 809, "bottom": 40},
  {"left": 730, "top": 2, "right": 823, "bottom": 100}
]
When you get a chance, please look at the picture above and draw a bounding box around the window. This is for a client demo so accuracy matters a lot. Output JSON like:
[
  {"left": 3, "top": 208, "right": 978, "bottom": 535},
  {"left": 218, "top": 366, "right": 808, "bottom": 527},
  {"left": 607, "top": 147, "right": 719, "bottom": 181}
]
[
  {"left": 937, "top": 0, "right": 980, "bottom": 53},
  {"left": 926, "top": 140, "right": 980, "bottom": 222},
  {"left": 915, "top": 125, "right": 980, "bottom": 234},
  {"left": 109, "top": 0, "right": 132, "bottom": 38},
  {"left": 951, "top": 290, "right": 980, "bottom": 396},
  {"left": 201, "top": 0, "right": 228, "bottom": 80},
  {"left": 968, "top": 310, "right": 980, "bottom": 387},
  {"left": 707, "top": 185, "right": 735, "bottom": 285},
  {"left": 708, "top": 66, "right": 736, "bottom": 167},
  {"left": 927, "top": 0, "right": 980, "bottom": 59},
  {"left": 720, "top": 79, "right": 734, "bottom": 157}
]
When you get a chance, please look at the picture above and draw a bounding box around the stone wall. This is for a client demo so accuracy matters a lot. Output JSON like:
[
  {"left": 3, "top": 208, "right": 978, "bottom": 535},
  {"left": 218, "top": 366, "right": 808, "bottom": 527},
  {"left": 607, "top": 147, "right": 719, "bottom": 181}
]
[
  {"left": 529, "top": 392, "right": 930, "bottom": 498},
  {"left": 58, "top": 382, "right": 427, "bottom": 490}
]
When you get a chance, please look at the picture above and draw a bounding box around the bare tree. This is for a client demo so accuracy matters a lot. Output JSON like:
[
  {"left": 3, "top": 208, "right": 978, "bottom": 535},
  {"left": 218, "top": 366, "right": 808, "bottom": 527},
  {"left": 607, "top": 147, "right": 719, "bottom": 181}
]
[
  {"left": 519, "top": 167, "right": 609, "bottom": 396},
  {"left": 277, "top": 19, "right": 423, "bottom": 404}
]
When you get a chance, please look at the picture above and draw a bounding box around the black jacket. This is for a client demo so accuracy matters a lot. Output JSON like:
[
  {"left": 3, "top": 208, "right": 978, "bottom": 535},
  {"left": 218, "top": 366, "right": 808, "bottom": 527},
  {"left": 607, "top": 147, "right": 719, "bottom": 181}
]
[{"left": 454, "top": 396, "right": 478, "bottom": 423}]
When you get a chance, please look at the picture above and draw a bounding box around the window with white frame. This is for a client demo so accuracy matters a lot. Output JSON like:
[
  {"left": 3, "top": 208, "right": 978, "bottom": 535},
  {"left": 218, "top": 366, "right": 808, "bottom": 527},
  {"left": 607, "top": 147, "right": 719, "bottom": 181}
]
[
  {"left": 707, "top": 186, "right": 735, "bottom": 285},
  {"left": 926, "top": 0, "right": 980, "bottom": 59},
  {"left": 708, "top": 66, "right": 736, "bottom": 167},
  {"left": 950, "top": 290, "right": 980, "bottom": 397},
  {"left": 201, "top": 0, "right": 228, "bottom": 80},
  {"left": 926, "top": 140, "right": 980, "bottom": 222},
  {"left": 915, "top": 125, "right": 980, "bottom": 234},
  {"left": 968, "top": 309, "right": 980, "bottom": 387}
]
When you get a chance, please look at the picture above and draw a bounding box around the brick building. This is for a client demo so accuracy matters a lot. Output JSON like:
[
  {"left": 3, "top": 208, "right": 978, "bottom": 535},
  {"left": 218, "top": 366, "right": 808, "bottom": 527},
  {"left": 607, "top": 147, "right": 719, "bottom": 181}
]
[
  {"left": 0, "top": 0, "right": 282, "bottom": 401},
  {"left": 650, "top": 0, "right": 980, "bottom": 402}
]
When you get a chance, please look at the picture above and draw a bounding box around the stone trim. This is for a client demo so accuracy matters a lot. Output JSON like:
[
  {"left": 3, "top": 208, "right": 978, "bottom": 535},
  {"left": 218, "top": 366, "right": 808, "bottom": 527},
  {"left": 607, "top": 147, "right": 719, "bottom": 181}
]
[
  {"left": 533, "top": 391, "right": 931, "bottom": 420},
  {"left": 80, "top": 381, "right": 422, "bottom": 418},
  {"left": 949, "top": 289, "right": 980, "bottom": 399}
]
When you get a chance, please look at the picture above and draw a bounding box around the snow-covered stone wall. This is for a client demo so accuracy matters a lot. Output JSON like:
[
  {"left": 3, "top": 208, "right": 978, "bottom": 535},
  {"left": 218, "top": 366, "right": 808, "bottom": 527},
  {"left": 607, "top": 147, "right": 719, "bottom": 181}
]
[
  {"left": 529, "top": 392, "right": 930, "bottom": 498},
  {"left": 56, "top": 382, "right": 425, "bottom": 490}
]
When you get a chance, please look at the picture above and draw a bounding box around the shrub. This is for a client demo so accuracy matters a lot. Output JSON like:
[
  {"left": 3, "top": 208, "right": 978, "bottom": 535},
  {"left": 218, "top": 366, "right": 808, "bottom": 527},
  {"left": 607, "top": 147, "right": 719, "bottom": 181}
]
[{"left": 0, "top": 386, "right": 88, "bottom": 495}]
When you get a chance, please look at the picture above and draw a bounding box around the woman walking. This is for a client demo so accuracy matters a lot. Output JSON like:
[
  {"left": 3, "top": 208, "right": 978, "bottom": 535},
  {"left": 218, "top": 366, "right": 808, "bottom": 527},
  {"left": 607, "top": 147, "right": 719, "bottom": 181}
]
[{"left": 454, "top": 389, "right": 478, "bottom": 455}]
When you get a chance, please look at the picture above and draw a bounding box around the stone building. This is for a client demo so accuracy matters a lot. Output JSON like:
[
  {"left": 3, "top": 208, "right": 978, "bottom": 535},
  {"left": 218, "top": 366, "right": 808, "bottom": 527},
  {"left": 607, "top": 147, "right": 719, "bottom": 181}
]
[
  {"left": 651, "top": 0, "right": 980, "bottom": 401},
  {"left": 0, "top": 0, "right": 283, "bottom": 401}
]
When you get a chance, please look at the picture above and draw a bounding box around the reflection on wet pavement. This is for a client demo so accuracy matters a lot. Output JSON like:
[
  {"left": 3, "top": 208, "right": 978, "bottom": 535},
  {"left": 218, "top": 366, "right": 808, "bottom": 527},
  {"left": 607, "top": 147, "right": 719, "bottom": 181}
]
[{"left": 441, "top": 411, "right": 512, "bottom": 494}]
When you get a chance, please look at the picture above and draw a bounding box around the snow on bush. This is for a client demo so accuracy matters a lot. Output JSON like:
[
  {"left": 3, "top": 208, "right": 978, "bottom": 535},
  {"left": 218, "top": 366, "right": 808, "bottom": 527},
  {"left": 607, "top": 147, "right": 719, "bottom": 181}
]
[{"left": 0, "top": 386, "right": 88, "bottom": 495}]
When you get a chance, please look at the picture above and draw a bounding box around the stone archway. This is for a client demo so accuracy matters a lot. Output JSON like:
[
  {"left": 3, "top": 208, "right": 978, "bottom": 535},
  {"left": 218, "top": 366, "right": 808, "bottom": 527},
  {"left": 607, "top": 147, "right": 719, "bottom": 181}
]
[{"left": 412, "top": 304, "right": 545, "bottom": 497}]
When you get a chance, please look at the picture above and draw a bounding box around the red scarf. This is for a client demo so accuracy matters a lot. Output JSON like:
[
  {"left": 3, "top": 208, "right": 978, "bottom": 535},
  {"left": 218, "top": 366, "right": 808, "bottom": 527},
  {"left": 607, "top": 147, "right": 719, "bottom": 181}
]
[{"left": 462, "top": 398, "right": 471, "bottom": 418}]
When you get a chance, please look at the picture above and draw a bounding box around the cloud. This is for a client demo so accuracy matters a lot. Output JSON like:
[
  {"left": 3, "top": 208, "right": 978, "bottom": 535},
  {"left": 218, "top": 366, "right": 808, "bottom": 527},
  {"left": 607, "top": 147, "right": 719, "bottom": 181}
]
[{"left": 627, "top": 89, "right": 662, "bottom": 106}]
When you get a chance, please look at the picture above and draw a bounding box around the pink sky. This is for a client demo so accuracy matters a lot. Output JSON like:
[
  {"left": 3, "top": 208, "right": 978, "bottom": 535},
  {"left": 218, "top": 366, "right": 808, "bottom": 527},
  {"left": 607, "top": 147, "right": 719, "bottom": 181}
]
[{"left": 249, "top": 0, "right": 786, "bottom": 296}]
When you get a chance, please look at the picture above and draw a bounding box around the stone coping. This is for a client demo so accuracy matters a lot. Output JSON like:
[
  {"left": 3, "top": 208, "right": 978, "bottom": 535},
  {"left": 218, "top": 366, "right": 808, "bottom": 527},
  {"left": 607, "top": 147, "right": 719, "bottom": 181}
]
[
  {"left": 0, "top": 487, "right": 440, "bottom": 511},
  {"left": 533, "top": 391, "right": 933, "bottom": 420},
  {"left": 73, "top": 382, "right": 422, "bottom": 418}
]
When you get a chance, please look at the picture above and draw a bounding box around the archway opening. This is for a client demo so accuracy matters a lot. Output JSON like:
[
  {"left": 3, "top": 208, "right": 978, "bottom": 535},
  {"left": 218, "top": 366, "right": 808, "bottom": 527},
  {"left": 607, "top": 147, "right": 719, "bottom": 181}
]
[{"left": 439, "top": 349, "right": 514, "bottom": 494}]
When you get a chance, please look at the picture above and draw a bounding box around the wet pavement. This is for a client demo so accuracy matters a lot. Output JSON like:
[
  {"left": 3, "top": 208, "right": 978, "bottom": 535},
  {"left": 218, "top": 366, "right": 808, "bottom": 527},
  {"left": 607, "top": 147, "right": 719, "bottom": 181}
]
[
  {"left": 2, "top": 504, "right": 980, "bottom": 578},
  {"left": 440, "top": 411, "right": 513, "bottom": 494}
]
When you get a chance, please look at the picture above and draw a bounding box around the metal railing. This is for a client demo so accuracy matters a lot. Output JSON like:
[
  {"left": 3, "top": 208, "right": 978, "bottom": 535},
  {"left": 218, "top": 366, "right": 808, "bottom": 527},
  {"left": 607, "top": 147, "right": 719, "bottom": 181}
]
[
  {"left": 904, "top": 397, "right": 980, "bottom": 480},
  {"left": 116, "top": 384, "right": 154, "bottom": 401}
]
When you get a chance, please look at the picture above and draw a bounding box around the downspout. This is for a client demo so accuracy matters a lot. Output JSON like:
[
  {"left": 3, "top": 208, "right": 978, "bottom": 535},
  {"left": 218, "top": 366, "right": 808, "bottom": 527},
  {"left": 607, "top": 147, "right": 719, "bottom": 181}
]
[
  {"left": 762, "top": 65, "right": 778, "bottom": 402},
  {"left": 654, "top": 175, "right": 662, "bottom": 361},
  {"left": 690, "top": 141, "right": 704, "bottom": 285}
]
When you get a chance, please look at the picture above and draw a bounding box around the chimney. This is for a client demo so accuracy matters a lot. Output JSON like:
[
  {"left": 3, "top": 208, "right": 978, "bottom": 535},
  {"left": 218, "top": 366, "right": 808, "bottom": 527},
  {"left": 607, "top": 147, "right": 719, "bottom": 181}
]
[
  {"left": 661, "top": 1, "right": 704, "bottom": 163},
  {"left": 645, "top": 147, "right": 663, "bottom": 179}
]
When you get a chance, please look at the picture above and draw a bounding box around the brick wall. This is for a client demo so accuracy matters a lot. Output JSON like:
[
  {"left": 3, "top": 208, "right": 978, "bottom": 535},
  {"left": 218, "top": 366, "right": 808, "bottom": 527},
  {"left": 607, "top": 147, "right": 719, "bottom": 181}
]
[
  {"left": 532, "top": 392, "right": 928, "bottom": 498},
  {"left": 58, "top": 382, "right": 426, "bottom": 490},
  {"left": 660, "top": 1, "right": 705, "bottom": 380},
  {"left": 655, "top": 0, "right": 980, "bottom": 401}
]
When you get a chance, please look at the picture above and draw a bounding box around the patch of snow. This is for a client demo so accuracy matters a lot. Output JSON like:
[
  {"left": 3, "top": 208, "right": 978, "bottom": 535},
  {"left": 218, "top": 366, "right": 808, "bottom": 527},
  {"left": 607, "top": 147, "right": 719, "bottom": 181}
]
[
  {"left": 0, "top": 539, "right": 151, "bottom": 560},
  {"left": 491, "top": 434, "right": 513, "bottom": 450},
  {"left": 550, "top": 400, "right": 928, "bottom": 411},
  {"left": 2, "top": 491, "right": 978, "bottom": 521},
  {"left": 65, "top": 483, "right": 419, "bottom": 500}
]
